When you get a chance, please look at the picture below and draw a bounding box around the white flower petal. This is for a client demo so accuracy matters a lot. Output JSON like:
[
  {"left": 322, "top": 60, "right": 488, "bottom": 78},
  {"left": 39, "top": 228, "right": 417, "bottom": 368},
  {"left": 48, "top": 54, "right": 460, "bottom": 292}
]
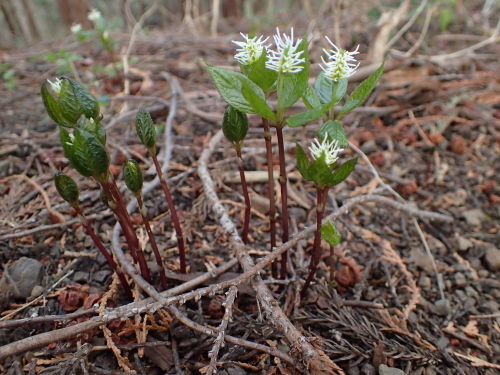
[
  {"left": 309, "top": 137, "right": 343, "bottom": 166},
  {"left": 232, "top": 33, "right": 269, "bottom": 65},
  {"left": 265, "top": 28, "right": 305, "bottom": 74},
  {"left": 320, "top": 36, "right": 360, "bottom": 81},
  {"left": 47, "top": 78, "right": 62, "bottom": 95}
]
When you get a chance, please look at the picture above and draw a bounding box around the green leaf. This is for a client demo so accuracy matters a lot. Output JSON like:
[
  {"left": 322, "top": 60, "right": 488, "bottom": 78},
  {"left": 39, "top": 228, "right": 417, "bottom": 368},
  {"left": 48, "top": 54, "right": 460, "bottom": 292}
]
[
  {"left": 135, "top": 105, "right": 157, "bottom": 149},
  {"left": 206, "top": 66, "right": 275, "bottom": 121},
  {"left": 339, "top": 60, "right": 385, "bottom": 116},
  {"left": 54, "top": 172, "right": 79, "bottom": 205},
  {"left": 302, "top": 84, "right": 321, "bottom": 109},
  {"left": 327, "top": 157, "right": 358, "bottom": 186},
  {"left": 65, "top": 77, "right": 100, "bottom": 120},
  {"left": 58, "top": 77, "right": 100, "bottom": 125},
  {"left": 278, "top": 37, "right": 310, "bottom": 110},
  {"left": 72, "top": 128, "right": 110, "bottom": 178},
  {"left": 60, "top": 126, "right": 77, "bottom": 167},
  {"left": 123, "top": 159, "right": 143, "bottom": 195},
  {"left": 41, "top": 83, "right": 70, "bottom": 127},
  {"left": 308, "top": 152, "right": 335, "bottom": 186},
  {"left": 240, "top": 48, "right": 278, "bottom": 92},
  {"left": 286, "top": 102, "right": 330, "bottom": 128},
  {"left": 321, "top": 221, "right": 341, "bottom": 247},
  {"left": 318, "top": 120, "right": 349, "bottom": 147},
  {"left": 76, "top": 115, "right": 106, "bottom": 146},
  {"left": 222, "top": 106, "right": 249, "bottom": 147},
  {"left": 295, "top": 143, "right": 312, "bottom": 181},
  {"left": 314, "top": 74, "right": 348, "bottom": 105}
]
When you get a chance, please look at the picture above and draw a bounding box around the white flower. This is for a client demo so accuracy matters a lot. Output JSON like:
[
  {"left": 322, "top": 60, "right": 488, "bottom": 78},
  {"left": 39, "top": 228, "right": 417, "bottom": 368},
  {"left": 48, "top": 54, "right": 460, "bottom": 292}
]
[
  {"left": 320, "top": 36, "right": 360, "bottom": 81},
  {"left": 66, "top": 133, "right": 75, "bottom": 146},
  {"left": 233, "top": 33, "right": 269, "bottom": 65},
  {"left": 309, "top": 138, "right": 343, "bottom": 166},
  {"left": 71, "top": 23, "right": 82, "bottom": 34},
  {"left": 48, "top": 78, "right": 62, "bottom": 95},
  {"left": 88, "top": 8, "right": 102, "bottom": 22},
  {"left": 266, "top": 28, "right": 305, "bottom": 74}
]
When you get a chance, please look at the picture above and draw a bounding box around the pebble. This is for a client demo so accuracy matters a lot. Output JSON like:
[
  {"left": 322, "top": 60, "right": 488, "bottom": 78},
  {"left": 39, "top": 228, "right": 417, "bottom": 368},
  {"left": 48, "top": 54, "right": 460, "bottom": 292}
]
[
  {"left": 92, "top": 270, "right": 112, "bottom": 284},
  {"left": 418, "top": 274, "right": 432, "bottom": 289},
  {"left": 477, "top": 270, "right": 489, "bottom": 278},
  {"left": 484, "top": 247, "right": 500, "bottom": 271},
  {"left": 454, "top": 272, "right": 467, "bottom": 288},
  {"left": 73, "top": 271, "right": 89, "bottom": 284},
  {"left": 0, "top": 257, "right": 44, "bottom": 298},
  {"left": 437, "top": 336, "right": 450, "bottom": 349},
  {"left": 462, "top": 208, "right": 486, "bottom": 226},
  {"left": 434, "top": 298, "right": 451, "bottom": 316},
  {"left": 30, "top": 285, "right": 45, "bottom": 298},
  {"left": 481, "top": 301, "right": 499, "bottom": 312},
  {"left": 361, "top": 363, "right": 376, "bottom": 375},
  {"left": 408, "top": 248, "right": 434, "bottom": 274},
  {"left": 378, "top": 364, "right": 405, "bottom": 375},
  {"left": 465, "top": 286, "right": 479, "bottom": 299},
  {"left": 456, "top": 236, "right": 473, "bottom": 252}
]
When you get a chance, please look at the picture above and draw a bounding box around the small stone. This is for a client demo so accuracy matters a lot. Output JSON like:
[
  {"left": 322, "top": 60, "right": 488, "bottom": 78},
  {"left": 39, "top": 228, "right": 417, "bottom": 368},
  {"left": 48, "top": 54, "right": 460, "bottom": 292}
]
[
  {"left": 465, "top": 286, "right": 479, "bottom": 299},
  {"left": 30, "top": 285, "right": 45, "bottom": 298},
  {"left": 481, "top": 301, "right": 499, "bottom": 312},
  {"left": 478, "top": 270, "right": 489, "bottom": 278},
  {"left": 73, "top": 271, "right": 89, "bottom": 284},
  {"left": 92, "top": 270, "right": 112, "bottom": 284},
  {"left": 462, "top": 209, "right": 486, "bottom": 226},
  {"left": 484, "top": 247, "right": 500, "bottom": 271},
  {"left": 408, "top": 248, "right": 434, "bottom": 274},
  {"left": 434, "top": 299, "right": 451, "bottom": 316},
  {"left": 0, "top": 257, "right": 44, "bottom": 299},
  {"left": 456, "top": 236, "right": 473, "bottom": 252},
  {"left": 418, "top": 275, "right": 432, "bottom": 289},
  {"left": 360, "top": 363, "right": 376, "bottom": 375},
  {"left": 425, "top": 366, "right": 437, "bottom": 375},
  {"left": 147, "top": 261, "right": 160, "bottom": 275},
  {"left": 360, "top": 140, "right": 377, "bottom": 154},
  {"left": 445, "top": 280, "right": 452, "bottom": 290},
  {"left": 437, "top": 336, "right": 450, "bottom": 349},
  {"left": 454, "top": 272, "right": 467, "bottom": 288},
  {"left": 348, "top": 365, "right": 360, "bottom": 375},
  {"left": 378, "top": 364, "right": 405, "bottom": 375}
]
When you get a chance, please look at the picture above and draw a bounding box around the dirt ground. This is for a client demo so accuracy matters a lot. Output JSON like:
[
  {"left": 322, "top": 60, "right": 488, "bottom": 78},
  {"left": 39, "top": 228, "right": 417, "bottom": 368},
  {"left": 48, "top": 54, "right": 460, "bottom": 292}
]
[{"left": 0, "top": 6, "right": 500, "bottom": 375}]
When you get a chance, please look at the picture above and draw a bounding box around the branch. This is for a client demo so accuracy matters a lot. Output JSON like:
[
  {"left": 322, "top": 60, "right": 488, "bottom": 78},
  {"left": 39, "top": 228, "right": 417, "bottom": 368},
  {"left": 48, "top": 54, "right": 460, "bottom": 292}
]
[{"left": 198, "top": 130, "right": 345, "bottom": 375}]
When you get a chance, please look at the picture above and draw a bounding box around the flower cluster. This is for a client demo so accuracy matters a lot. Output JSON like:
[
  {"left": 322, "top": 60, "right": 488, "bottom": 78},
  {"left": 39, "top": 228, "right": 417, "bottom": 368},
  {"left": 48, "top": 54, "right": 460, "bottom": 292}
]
[
  {"left": 321, "top": 36, "right": 360, "bottom": 81},
  {"left": 265, "top": 28, "right": 305, "bottom": 73},
  {"left": 88, "top": 8, "right": 102, "bottom": 22},
  {"left": 233, "top": 33, "right": 269, "bottom": 65},
  {"left": 309, "top": 137, "right": 343, "bottom": 166},
  {"left": 232, "top": 29, "right": 360, "bottom": 78}
]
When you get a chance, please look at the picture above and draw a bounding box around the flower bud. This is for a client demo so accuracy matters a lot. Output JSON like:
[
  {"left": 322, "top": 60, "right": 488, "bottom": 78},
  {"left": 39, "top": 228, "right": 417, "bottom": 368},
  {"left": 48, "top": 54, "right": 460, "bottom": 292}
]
[
  {"left": 54, "top": 172, "right": 79, "bottom": 207},
  {"left": 135, "top": 105, "right": 157, "bottom": 151},
  {"left": 41, "top": 77, "right": 100, "bottom": 128},
  {"left": 222, "top": 106, "right": 248, "bottom": 149},
  {"left": 123, "top": 159, "right": 143, "bottom": 196}
]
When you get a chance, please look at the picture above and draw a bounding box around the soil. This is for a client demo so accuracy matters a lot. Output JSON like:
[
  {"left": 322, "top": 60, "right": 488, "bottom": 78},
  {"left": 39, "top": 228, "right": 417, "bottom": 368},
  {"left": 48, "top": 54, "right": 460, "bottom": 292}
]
[{"left": 0, "top": 17, "right": 499, "bottom": 375}]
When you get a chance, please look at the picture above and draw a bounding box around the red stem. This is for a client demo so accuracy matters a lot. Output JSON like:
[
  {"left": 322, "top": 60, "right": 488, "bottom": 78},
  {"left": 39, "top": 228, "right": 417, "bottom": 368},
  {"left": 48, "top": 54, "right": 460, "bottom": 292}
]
[
  {"left": 138, "top": 196, "right": 168, "bottom": 291},
  {"left": 262, "top": 118, "right": 278, "bottom": 278},
  {"left": 301, "top": 186, "right": 329, "bottom": 298},
  {"left": 276, "top": 127, "right": 289, "bottom": 279},
  {"left": 236, "top": 148, "right": 251, "bottom": 244},
  {"left": 104, "top": 179, "right": 152, "bottom": 284},
  {"left": 151, "top": 153, "right": 187, "bottom": 274},
  {"left": 74, "top": 206, "right": 133, "bottom": 301}
]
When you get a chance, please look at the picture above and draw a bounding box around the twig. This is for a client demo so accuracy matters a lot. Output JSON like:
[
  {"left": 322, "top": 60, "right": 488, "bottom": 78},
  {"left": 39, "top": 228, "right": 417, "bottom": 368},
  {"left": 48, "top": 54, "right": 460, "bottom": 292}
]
[
  {"left": 0, "top": 270, "right": 74, "bottom": 322},
  {"left": 349, "top": 142, "right": 447, "bottom": 299},
  {"left": 198, "top": 130, "right": 345, "bottom": 374},
  {"left": 206, "top": 286, "right": 238, "bottom": 374},
  {"left": 0, "top": 308, "right": 97, "bottom": 330}
]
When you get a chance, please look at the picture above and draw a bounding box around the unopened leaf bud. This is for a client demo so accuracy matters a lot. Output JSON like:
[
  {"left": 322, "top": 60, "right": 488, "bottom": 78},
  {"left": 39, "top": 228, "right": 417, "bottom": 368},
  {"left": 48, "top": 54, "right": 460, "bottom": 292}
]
[
  {"left": 123, "top": 159, "right": 143, "bottom": 196},
  {"left": 135, "top": 105, "right": 157, "bottom": 151},
  {"left": 54, "top": 172, "right": 79, "bottom": 207},
  {"left": 222, "top": 106, "right": 248, "bottom": 149}
]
